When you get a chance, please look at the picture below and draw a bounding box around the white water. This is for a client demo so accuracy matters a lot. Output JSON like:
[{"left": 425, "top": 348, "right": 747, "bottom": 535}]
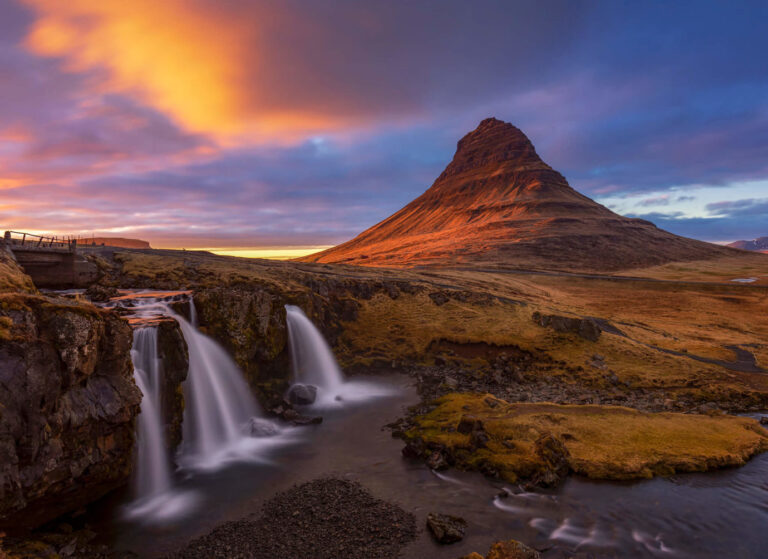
[
  {"left": 131, "top": 327, "right": 171, "bottom": 498},
  {"left": 126, "top": 327, "right": 196, "bottom": 522},
  {"left": 284, "top": 304, "right": 394, "bottom": 408},
  {"left": 166, "top": 306, "right": 291, "bottom": 471}
]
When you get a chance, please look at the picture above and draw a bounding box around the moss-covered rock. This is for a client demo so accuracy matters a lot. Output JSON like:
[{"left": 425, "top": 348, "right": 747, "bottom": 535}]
[{"left": 403, "top": 393, "right": 768, "bottom": 485}]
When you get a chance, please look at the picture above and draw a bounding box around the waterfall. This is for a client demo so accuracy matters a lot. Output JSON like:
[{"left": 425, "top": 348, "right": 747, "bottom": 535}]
[
  {"left": 284, "top": 305, "right": 394, "bottom": 407},
  {"left": 131, "top": 327, "right": 172, "bottom": 499},
  {"left": 285, "top": 305, "right": 344, "bottom": 391},
  {"left": 167, "top": 308, "right": 268, "bottom": 468},
  {"left": 189, "top": 298, "right": 198, "bottom": 327}
]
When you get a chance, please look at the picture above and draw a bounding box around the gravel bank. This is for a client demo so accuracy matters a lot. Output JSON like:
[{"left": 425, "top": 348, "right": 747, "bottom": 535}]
[{"left": 168, "top": 478, "right": 416, "bottom": 559}]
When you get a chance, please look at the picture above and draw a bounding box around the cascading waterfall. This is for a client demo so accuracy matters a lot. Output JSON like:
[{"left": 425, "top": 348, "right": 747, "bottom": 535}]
[
  {"left": 131, "top": 327, "right": 172, "bottom": 500},
  {"left": 285, "top": 305, "right": 344, "bottom": 391},
  {"left": 165, "top": 305, "right": 281, "bottom": 469},
  {"left": 284, "top": 304, "right": 393, "bottom": 407}
]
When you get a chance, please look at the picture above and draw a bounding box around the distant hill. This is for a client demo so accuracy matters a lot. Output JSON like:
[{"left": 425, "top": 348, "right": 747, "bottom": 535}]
[
  {"left": 78, "top": 237, "right": 151, "bottom": 249},
  {"left": 728, "top": 237, "right": 768, "bottom": 253},
  {"left": 300, "top": 118, "right": 734, "bottom": 271}
]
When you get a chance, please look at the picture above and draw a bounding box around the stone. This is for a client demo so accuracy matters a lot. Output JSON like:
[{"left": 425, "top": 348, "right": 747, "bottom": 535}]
[
  {"left": 0, "top": 296, "right": 141, "bottom": 529},
  {"left": 457, "top": 415, "right": 484, "bottom": 434},
  {"left": 459, "top": 554, "right": 485, "bottom": 559},
  {"left": 287, "top": 383, "right": 318, "bottom": 405},
  {"left": 470, "top": 430, "right": 490, "bottom": 448},
  {"left": 426, "top": 450, "right": 449, "bottom": 470},
  {"left": 760, "top": 417, "right": 768, "bottom": 425},
  {"left": 247, "top": 417, "right": 281, "bottom": 437},
  {"left": 83, "top": 284, "right": 120, "bottom": 302},
  {"left": 426, "top": 512, "right": 467, "bottom": 544},
  {"left": 532, "top": 312, "right": 602, "bottom": 342},
  {"left": 486, "top": 538, "right": 541, "bottom": 559}
]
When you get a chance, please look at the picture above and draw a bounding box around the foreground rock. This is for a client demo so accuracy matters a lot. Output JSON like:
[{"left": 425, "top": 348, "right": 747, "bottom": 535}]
[
  {"left": 0, "top": 294, "right": 141, "bottom": 530},
  {"left": 168, "top": 478, "right": 416, "bottom": 559},
  {"left": 401, "top": 393, "right": 768, "bottom": 485},
  {"left": 461, "top": 538, "right": 541, "bottom": 559},
  {"left": 426, "top": 512, "right": 467, "bottom": 544}
]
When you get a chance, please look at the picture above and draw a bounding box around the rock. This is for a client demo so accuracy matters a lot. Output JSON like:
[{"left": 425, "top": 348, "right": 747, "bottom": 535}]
[
  {"left": 287, "top": 383, "right": 318, "bottom": 405},
  {"left": 426, "top": 451, "right": 449, "bottom": 470},
  {"left": 444, "top": 376, "right": 459, "bottom": 389},
  {"left": 290, "top": 415, "right": 323, "bottom": 426},
  {"left": 532, "top": 312, "right": 602, "bottom": 342},
  {"left": 532, "top": 432, "right": 570, "bottom": 487},
  {"left": 487, "top": 538, "right": 541, "bottom": 559},
  {"left": 459, "top": 554, "right": 485, "bottom": 559},
  {"left": 83, "top": 284, "right": 120, "bottom": 302},
  {"left": 247, "top": 418, "right": 281, "bottom": 437},
  {"left": 457, "top": 415, "right": 484, "bottom": 434},
  {"left": 470, "top": 430, "right": 490, "bottom": 448},
  {"left": 402, "top": 439, "right": 425, "bottom": 459},
  {"left": 760, "top": 417, "right": 768, "bottom": 425},
  {"left": 426, "top": 512, "right": 467, "bottom": 544},
  {"left": 156, "top": 319, "right": 189, "bottom": 452},
  {"left": 0, "top": 296, "right": 141, "bottom": 529}
]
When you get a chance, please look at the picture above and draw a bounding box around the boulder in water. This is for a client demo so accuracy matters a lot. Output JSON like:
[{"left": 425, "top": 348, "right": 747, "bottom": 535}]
[
  {"left": 287, "top": 383, "right": 318, "bottom": 405},
  {"left": 426, "top": 512, "right": 467, "bottom": 544},
  {"left": 247, "top": 418, "right": 281, "bottom": 437}
]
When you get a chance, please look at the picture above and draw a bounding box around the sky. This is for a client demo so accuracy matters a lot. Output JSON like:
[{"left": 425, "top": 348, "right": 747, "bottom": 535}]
[{"left": 0, "top": 0, "right": 766, "bottom": 255}]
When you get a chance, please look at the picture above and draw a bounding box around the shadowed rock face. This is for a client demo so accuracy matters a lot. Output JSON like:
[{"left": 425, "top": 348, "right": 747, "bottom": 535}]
[
  {"left": 728, "top": 236, "right": 768, "bottom": 252},
  {"left": 0, "top": 296, "right": 141, "bottom": 531},
  {"left": 301, "top": 118, "right": 734, "bottom": 271}
]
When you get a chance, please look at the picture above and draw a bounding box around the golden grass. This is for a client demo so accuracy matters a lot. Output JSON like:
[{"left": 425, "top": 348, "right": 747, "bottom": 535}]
[{"left": 409, "top": 393, "right": 768, "bottom": 481}]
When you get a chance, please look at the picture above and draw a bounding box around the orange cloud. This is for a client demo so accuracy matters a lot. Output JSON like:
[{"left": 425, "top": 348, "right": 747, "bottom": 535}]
[{"left": 22, "top": 0, "right": 254, "bottom": 138}]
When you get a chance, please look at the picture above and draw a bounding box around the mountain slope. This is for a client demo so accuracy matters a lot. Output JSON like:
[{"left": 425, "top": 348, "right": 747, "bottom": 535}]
[
  {"left": 301, "top": 118, "right": 735, "bottom": 271},
  {"left": 728, "top": 237, "right": 768, "bottom": 253}
]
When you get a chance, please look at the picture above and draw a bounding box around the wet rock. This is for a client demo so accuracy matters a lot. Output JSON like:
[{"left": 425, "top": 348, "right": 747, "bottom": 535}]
[
  {"left": 156, "top": 319, "right": 189, "bottom": 452},
  {"left": 290, "top": 415, "right": 323, "bottom": 426},
  {"left": 426, "top": 512, "right": 467, "bottom": 544},
  {"left": 287, "top": 383, "right": 318, "bottom": 405},
  {"left": 402, "top": 439, "right": 425, "bottom": 460},
  {"left": 486, "top": 538, "right": 541, "bottom": 559},
  {"left": 426, "top": 450, "right": 449, "bottom": 470},
  {"left": 760, "top": 417, "right": 768, "bottom": 425},
  {"left": 247, "top": 418, "right": 281, "bottom": 437}
]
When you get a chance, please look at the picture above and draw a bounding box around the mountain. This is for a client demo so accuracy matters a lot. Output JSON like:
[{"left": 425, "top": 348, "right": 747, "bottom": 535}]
[
  {"left": 79, "top": 237, "right": 151, "bottom": 249},
  {"left": 300, "top": 118, "right": 735, "bottom": 271},
  {"left": 728, "top": 237, "right": 768, "bottom": 253}
]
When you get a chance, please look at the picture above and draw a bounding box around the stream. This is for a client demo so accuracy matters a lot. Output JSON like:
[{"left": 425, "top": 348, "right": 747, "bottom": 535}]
[{"left": 84, "top": 373, "right": 768, "bottom": 559}]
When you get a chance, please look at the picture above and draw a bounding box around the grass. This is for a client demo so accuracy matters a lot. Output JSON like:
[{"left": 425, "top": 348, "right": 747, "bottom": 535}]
[
  {"left": 407, "top": 393, "right": 768, "bottom": 482},
  {"left": 0, "top": 249, "right": 35, "bottom": 294}
]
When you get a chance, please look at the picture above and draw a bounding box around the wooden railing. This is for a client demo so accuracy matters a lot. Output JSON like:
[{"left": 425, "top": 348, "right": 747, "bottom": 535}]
[{"left": 3, "top": 230, "right": 78, "bottom": 252}]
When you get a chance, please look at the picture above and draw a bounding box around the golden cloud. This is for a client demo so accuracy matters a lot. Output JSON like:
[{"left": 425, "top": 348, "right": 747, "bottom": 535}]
[{"left": 21, "top": 0, "right": 350, "bottom": 141}]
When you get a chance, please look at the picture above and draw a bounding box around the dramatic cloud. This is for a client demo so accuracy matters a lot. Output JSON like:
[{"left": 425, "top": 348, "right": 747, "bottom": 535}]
[{"left": 0, "top": 0, "right": 766, "bottom": 246}]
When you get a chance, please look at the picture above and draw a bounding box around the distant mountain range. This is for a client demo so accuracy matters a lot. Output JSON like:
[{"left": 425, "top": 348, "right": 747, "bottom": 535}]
[
  {"left": 728, "top": 237, "right": 768, "bottom": 253},
  {"left": 301, "top": 118, "right": 735, "bottom": 271},
  {"left": 79, "top": 237, "right": 151, "bottom": 249}
]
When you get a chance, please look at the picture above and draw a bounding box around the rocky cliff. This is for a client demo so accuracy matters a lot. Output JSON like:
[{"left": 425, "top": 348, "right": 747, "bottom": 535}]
[
  {"left": 301, "top": 118, "right": 735, "bottom": 271},
  {"left": 0, "top": 294, "right": 141, "bottom": 531}
]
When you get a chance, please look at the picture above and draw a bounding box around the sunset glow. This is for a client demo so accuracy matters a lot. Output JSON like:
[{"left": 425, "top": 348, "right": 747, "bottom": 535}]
[{"left": 1, "top": 0, "right": 766, "bottom": 249}]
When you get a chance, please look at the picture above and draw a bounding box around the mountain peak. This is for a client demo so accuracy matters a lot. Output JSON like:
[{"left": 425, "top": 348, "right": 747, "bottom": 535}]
[
  {"left": 300, "top": 119, "right": 733, "bottom": 271},
  {"left": 442, "top": 117, "right": 540, "bottom": 178}
]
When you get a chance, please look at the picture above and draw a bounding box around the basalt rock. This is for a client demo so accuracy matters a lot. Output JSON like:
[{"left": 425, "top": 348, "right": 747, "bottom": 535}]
[
  {"left": 287, "top": 383, "right": 317, "bottom": 405},
  {"left": 156, "top": 318, "right": 189, "bottom": 452},
  {"left": 0, "top": 295, "right": 141, "bottom": 531},
  {"left": 426, "top": 512, "right": 467, "bottom": 544}
]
